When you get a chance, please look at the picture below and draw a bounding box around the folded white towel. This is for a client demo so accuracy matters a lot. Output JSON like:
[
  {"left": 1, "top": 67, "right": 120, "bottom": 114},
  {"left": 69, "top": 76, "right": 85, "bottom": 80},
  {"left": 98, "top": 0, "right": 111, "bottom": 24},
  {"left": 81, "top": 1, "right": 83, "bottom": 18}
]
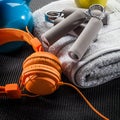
[{"left": 33, "top": 0, "right": 120, "bottom": 88}]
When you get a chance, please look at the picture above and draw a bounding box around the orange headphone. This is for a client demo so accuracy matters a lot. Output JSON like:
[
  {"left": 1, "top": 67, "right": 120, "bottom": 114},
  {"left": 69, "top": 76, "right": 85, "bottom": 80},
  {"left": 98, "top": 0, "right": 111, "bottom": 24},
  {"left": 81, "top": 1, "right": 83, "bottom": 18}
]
[{"left": 0, "top": 27, "right": 109, "bottom": 120}]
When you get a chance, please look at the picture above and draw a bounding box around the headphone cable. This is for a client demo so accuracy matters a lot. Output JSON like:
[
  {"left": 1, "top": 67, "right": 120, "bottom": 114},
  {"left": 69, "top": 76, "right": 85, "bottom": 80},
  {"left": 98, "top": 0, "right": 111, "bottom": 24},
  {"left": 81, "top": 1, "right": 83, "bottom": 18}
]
[{"left": 58, "top": 82, "right": 109, "bottom": 120}]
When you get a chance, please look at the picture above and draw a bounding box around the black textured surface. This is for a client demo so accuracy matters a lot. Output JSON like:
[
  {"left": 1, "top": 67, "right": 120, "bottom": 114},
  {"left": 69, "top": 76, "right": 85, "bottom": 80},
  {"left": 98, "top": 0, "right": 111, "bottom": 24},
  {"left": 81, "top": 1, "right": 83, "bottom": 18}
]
[
  {"left": 0, "top": 44, "right": 120, "bottom": 120},
  {"left": 0, "top": 0, "right": 120, "bottom": 120}
]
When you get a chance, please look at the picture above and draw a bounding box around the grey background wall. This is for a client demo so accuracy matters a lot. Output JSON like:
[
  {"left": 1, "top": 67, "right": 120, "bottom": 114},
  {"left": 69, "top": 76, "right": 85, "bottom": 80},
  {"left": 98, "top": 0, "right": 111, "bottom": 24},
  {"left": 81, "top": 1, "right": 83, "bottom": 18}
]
[{"left": 30, "top": 0, "right": 57, "bottom": 11}]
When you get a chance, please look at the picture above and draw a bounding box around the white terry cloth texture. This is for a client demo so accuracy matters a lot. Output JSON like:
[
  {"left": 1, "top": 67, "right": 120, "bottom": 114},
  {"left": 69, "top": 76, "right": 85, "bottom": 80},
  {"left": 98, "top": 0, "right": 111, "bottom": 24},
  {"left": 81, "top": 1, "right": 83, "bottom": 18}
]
[{"left": 33, "top": 0, "right": 120, "bottom": 88}]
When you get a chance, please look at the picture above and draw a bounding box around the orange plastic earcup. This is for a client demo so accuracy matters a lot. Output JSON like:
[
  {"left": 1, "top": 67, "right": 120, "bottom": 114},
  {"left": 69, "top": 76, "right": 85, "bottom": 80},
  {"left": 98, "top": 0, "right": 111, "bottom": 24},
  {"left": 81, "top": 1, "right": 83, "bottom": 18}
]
[
  {"left": 23, "top": 52, "right": 62, "bottom": 73},
  {"left": 20, "top": 51, "right": 62, "bottom": 95}
]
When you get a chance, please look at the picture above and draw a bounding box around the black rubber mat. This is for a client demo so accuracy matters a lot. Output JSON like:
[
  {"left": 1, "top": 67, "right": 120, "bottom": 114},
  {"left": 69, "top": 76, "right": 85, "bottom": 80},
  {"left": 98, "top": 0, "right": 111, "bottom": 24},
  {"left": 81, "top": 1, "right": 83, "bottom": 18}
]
[{"left": 0, "top": 0, "right": 120, "bottom": 120}]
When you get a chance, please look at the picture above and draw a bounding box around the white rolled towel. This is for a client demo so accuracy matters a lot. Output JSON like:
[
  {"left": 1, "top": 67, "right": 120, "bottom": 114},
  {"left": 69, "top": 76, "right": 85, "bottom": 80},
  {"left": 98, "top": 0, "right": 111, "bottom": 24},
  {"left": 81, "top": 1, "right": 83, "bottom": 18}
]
[{"left": 33, "top": 0, "right": 120, "bottom": 88}]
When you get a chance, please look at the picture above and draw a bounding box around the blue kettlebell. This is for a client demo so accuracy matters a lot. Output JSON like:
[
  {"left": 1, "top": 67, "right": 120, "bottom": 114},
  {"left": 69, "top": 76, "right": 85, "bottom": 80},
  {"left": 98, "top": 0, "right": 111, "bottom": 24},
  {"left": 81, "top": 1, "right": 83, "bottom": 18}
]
[{"left": 0, "top": 0, "right": 33, "bottom": 53}]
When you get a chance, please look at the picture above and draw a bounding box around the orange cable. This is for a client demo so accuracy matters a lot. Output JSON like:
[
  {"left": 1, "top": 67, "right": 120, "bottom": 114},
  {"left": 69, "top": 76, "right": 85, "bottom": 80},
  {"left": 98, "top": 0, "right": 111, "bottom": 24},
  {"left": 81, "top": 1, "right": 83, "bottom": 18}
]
[
  {"left": 0, "top": 86, "right": 5, "bottom": 91},
  {"left": 0, "top": 86, "right": 6, "bottom": 95},
  {"left": 21, "top": 93, "right": 40, "bottom": 97},
  {"left": 58, "top": 82, "right": 109, "bottom": 120},
  {"left": 26, "top": 26, "right": 35, "bottom": 38}
]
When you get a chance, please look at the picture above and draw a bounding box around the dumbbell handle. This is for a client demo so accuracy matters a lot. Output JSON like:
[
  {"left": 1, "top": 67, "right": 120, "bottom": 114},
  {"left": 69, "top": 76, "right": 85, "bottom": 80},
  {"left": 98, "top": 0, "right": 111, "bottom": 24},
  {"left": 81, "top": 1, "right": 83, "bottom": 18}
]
[
  {"left": 63, "top": 8, "right": 108, "bottom": 25},
  {"left": 62, "top": 8, "right": 84, "bottom": 18},
  {"left": 68, "top": 17, "right": 103, "bottom": 61},
  {"left": 54, "top": 18, "right": 85, "bottom": 37},
  {"left": 41, "top": 9, "right": 86, "bottom": 47}
]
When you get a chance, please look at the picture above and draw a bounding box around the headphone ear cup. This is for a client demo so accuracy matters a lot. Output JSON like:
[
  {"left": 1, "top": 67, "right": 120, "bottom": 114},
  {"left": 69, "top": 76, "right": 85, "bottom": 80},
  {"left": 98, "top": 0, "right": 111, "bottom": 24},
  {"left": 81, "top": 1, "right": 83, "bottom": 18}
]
[
  {"left": 23, "top": 52, "right": 62, "bottom": 73},
  {"left": 20, "top": 52, "right": 62, "bottom": 95},
  {"left": 22, "top": 64, "right": 60, "bottom": 95}
]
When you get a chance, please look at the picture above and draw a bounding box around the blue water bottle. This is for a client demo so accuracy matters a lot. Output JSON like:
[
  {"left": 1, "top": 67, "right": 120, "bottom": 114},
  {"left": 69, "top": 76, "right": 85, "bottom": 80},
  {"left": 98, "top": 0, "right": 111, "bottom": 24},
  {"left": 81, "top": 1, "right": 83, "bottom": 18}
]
[{"left": 0, "top": 0, "right": 33, "bottom": 53}]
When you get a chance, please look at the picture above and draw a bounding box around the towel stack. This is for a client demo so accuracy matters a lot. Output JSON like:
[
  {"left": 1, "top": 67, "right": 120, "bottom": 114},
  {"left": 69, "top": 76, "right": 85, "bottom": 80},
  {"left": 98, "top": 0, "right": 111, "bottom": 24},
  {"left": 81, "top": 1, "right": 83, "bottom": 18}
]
[{"left": 33, "top": 0, "right": 120, "bottom": 88}]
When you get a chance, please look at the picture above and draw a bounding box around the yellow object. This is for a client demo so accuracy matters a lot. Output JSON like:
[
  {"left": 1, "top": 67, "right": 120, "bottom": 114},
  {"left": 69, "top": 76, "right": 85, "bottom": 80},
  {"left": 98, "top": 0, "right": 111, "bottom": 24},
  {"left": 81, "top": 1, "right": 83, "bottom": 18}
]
[{"left": 75, "top": 0, "right": 108, "bottom": 8}]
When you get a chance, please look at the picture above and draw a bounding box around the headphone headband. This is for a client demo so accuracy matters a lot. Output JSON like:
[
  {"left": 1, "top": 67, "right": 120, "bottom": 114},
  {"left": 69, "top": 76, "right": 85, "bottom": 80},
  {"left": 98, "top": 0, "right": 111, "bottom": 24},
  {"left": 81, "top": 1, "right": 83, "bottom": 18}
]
[{"left": 0, "top": 28, "right": 43, "bottom": 52}]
